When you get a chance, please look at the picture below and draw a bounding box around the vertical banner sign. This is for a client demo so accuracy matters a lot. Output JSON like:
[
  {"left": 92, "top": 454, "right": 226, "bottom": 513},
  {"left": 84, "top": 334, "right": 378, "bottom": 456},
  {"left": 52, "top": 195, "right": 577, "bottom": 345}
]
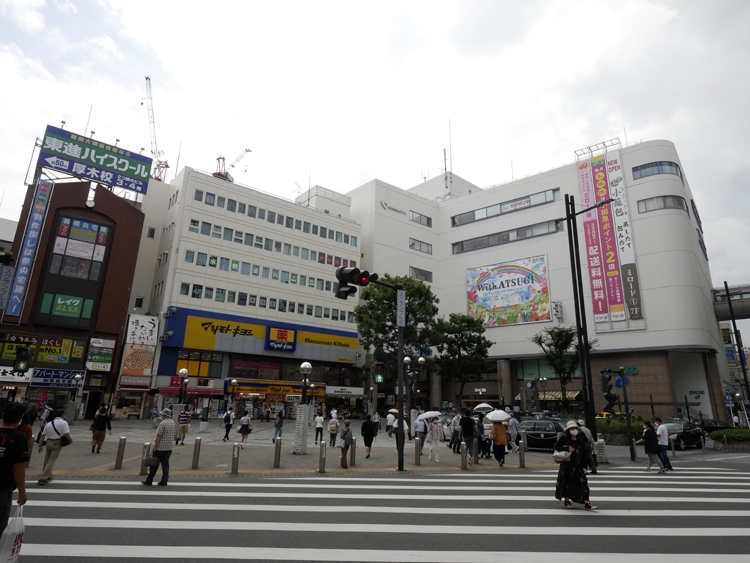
[
  {"left": 606, "top": 150, "right": 643, "bottom": 320},
  {"left": 590, "top": 154, "right": 626, "bottom": 321},
  {"left": 0, "top": 265, "right": 15, "bottom": 309},
  {"left": 6, "top": 179, "right": 54, "bottom": 317},
  {"left": 576, "top": 160, "right": 609, "bottom": 322},
  {"left": 120, "top": 315, "right": 158, "bottom": 382}
]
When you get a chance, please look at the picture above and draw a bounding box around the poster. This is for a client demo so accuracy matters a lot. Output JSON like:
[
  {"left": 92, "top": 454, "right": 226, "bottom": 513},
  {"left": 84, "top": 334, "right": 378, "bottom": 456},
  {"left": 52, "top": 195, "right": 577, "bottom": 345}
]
[{"left": 467, "top": 255, "right": 551, "bottom": 327}]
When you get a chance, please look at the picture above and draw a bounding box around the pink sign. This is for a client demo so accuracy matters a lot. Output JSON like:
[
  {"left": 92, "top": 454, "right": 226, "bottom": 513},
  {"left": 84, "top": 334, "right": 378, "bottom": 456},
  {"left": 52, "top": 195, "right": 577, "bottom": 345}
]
[
  {"left": 576, "top": 160, "right": 608, "bottom": 322},
  {"left": 591, "top": 154, "right": 626, "bottom": 321}
]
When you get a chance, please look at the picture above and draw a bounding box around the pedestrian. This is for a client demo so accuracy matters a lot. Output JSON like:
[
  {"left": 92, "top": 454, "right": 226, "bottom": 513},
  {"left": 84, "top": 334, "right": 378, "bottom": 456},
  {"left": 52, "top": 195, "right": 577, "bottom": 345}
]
[
  {"left": 330, "top": 407, "right": 338, "bottom": 420},
  {"left": 414, "top": 416, "right": 428, "bottom": 455},
  {"left": 90, "top": 407, "right": 112, "bottom": 453},
  {"left": 150, "top": 405, "right": 160, "bottom": 427},
  {"left": 37, "top": 409, "right": 73, "bottom": 486},
  {"left": 733, "top": 413, "right": 740, "bottom": 427},
  {"left": 340, "top": 419, "right": 353, "bottom": 468},
  {"left": 361, "top": 415, "right": 375, "bottom": 459},
  {"left": 427, "top": 416, "right": 444, "bottom": 462},
  {"left": 654, "top": 418, "right": 673, "bottom": 471},
  {"left": 508, "top": 415, "right": 519, "bottom": 453},
  {"left": 393, "top": 417, "right": 410, "bottom": 451},
  {"left": 576, "top": 419, "right": 598, "bottom": 474},
  {"left": 635, "top": 420, "right": 665, "bottom": 473},
  {"left": 238, "top": 410, "right": 253, "bottom": 449},
  {"left": 554, "top": 420, "right": 598, "bottom": 510},
  {"left": 221, "top": 408, "right": 235, "bottom": 442},
  {"left": 0, "top": 403, "right": 29, "bottom": 534},
  {"left": 477, "top": 413, "right": 490, "bottom": 458},
  {"left": 386, "top": 412, "right": 395, "bottom": 437},
  {"left": 328, "top": 416, "right": 340, "bottom": 447},
  {"left": 272, "top": 412, "right": 283, "bottom": 443},
  {"left": 491, "top": 420, "right": 508, "bottom": 467},
  {"left": 449, "top": 411, "right": 461, "bottom": 453},
  {"left": 372, "top": 411, "right": 380, "bottom": 436},
  {"left": 458, "top": 409, "right": 477, "bottom": 466},
  {"left": 142, "top": 409, "right": 176, "bottom": 486},
  {"left": 36, "top": 402, "right": 55, "bottom": 443},
  {"left": 23, "top": 404, "right": 37, "bottom": 438},
  {"left": 312, "top": 411, "right": 325, "bottom": 445},
  {"left": 176, "top": 409, "right": 190, "bottom": 445}
]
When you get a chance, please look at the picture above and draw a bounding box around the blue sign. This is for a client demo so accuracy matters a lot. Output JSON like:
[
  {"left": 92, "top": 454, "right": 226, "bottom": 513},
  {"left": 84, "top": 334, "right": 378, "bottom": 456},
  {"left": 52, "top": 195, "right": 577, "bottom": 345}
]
[
  {"left": 615, "top": 376, "right": 630, "bottom": 387},
  {"left": 726, "top": 348, "right": 736, "bottom": 363},
  {"left": 30, "top": 369, "right": 86, "bottom": 388},
  {"left": 6, "top": 179, "right": 54, "bottom": 317}
]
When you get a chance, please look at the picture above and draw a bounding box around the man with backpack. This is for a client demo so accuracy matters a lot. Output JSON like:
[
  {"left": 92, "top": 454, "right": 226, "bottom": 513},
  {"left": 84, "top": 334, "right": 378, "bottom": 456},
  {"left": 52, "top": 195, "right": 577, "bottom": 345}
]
[
  {"left": 328, "top": 416, "right": 340, "bottom": 447},
  {"left": 220, "top": 408, "right": 235, "bottom": 442}
]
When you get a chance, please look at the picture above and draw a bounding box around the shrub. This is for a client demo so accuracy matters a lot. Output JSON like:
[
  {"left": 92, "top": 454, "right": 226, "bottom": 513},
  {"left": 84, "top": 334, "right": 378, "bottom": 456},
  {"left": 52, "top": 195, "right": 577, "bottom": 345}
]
[
  {"left": 709, "top": 429, "right": 750, "bottom": 443},
  {"left": 596, "top": 419, "right": 641, "bottom": 436}
]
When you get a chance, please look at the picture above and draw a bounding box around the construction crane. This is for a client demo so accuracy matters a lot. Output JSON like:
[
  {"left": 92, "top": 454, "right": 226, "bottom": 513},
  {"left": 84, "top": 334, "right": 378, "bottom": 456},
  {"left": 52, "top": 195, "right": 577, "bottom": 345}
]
[
  {"left": 213, "top": 148, "right": 251, "bottom": 182},
  {"left": 144, "top": 76, "right": 169, "bottom": 182}
]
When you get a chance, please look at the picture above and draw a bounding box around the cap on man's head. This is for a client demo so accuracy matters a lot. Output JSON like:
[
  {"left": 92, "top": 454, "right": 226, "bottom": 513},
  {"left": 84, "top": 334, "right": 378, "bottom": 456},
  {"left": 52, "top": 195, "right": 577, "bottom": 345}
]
[
  {"left": 160, "top": 409, "right": 172, "bottom": 417},
  {"left": 577, "top": 419, "right": 585, "bottom": 426}
]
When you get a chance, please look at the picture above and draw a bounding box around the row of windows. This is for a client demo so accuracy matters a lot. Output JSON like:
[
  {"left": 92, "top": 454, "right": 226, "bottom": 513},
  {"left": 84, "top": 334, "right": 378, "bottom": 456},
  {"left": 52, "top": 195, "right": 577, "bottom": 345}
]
[
  {"left": 637, "top": 195, "right": 688, "bottom": 214},
  {"left": 410, "top": 210, "right": 432, "bottom": 228},
  {"left": 409, "top": 266, "right": 433, "bottom": 283},
  {"left": 451, "top": 188, "right": 560, "bottom": 227},
  {"left": 632, "top": 161, "right": 683, "bottom": 183},
  {"left": 697, "top": 229, "right": 708, "bottom": 261},
  {"left": 452, "top": 220, "right": 563, "bottom": 254},
  {"left": 194, "top": 189, "right": 358, "bottom": 247},
  {"left": 178, "top": 282, "right": 355, "bottom": 321},
  {"left": 185, "top": 248, "right": 355, "bottom": 273},
  {"left": 409, "top": 238, "right": 432, "bottom": 255}
]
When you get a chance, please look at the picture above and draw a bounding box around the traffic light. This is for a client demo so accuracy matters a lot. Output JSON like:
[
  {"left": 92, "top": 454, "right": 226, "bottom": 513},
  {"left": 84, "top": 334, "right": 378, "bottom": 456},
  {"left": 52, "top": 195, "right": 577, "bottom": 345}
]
[
  {"left": 13, "top": 346, "right": 31, "bottom": 373},
  {"left": 374, "top": 362, "right": 385, "bottom": 384},
  {"left": 599, "top": 369, "right": 612, "bottom": 393},
  {"left": 335, "top": 267, "right": 380, "bottom": 300}
]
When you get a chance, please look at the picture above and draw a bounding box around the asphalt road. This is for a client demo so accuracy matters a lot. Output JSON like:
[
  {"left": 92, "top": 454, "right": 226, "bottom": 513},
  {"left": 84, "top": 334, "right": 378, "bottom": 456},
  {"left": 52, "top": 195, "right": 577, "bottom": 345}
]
[{"left": 16, "top": 457, "right": 750, "bottom": 562}]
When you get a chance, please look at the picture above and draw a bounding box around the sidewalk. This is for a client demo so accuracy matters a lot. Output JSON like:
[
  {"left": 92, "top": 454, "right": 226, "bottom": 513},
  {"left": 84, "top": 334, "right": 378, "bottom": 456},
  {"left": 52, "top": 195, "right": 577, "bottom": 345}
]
[{"left": 28, "top": 418, "right": 561, "bottom": 477}]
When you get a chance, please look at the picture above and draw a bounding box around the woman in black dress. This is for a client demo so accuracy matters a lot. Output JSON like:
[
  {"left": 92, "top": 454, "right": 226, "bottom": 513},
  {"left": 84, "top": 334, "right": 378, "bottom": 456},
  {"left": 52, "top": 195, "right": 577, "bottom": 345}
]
[
  {"left": 361, "top": 415, "right": 375, "bottom": 459},
  {"left": 554, "top": 420, "right": 597, "bottom": 510},
  {"left": 635, "top": 420, "right": 665, "bottom": 473}
]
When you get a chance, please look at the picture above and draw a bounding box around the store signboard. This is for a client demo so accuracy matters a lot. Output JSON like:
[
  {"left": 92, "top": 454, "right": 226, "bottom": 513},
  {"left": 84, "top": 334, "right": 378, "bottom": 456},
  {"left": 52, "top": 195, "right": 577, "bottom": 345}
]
[
  {"left": 126, "top": 315, "right": 159, "bottom": 345},
  {"left": 86, "top": 337, "right": 116, "bottom": 371},
  {"left": 264, "top": 327, "right": 296, "bottom": 351},
  {"left": 120, "top": 376, "right": 150, "bottom": 387},
  {"left": 0, "top": 370, "right": 31, "bottom": 383},
  {"left": 326, "top": 386, "right": 364, "bottom": 396},
  {"left": 30, "top": 369, "right": 85, "bottom": 388},
  {"left": 0, "top": 265, "right": 14, "bottom": 309}
]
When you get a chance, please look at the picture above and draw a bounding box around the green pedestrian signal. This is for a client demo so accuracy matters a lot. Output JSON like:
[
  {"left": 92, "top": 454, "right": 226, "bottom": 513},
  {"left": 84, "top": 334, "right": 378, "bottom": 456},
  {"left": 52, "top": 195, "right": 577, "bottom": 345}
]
[
  {"left": 374, "top": 362, "right": 385, "bottom": 384},
  {"left": 14, "top": 346, "right": 31, "bottom": 373}
]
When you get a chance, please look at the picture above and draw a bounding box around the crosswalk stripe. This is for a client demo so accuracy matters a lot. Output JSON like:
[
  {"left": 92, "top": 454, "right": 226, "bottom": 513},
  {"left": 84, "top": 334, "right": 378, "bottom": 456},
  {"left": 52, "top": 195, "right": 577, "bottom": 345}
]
[
  {"left": 20, "top": 545, "right": 749, "bottom": 562},
  {"left": 23, "top": 500, "right": 750, "bottom": 517},
  {"left": 22, "top": 518, "right": 750, "bottom": 536}
]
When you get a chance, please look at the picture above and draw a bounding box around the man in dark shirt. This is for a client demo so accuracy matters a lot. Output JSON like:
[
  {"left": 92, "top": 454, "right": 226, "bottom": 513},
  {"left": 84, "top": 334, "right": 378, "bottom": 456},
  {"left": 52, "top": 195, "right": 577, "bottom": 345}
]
[
  {"left": 0, "top": 403, "right": 29, "bottom": 534},
  {"left": 458, "top": 409, "right": 478, "bottom": 466}
]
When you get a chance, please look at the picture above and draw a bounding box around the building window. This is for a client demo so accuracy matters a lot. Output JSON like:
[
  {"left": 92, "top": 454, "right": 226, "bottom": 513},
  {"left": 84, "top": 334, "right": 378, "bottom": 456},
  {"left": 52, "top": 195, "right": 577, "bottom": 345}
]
[
  {"left": 283, "top": 243, "right": 291, "bottom": 255},
  {"left": 277, "top": 214, "right": 284, "bottom": 225},
  {"left": 281, "top": 271, "right": 289, "bottom": 283},
  {"left": 308, "top": 277, "right": 315, "bottom": 288},
  {"left": 350, "top": 236, "right": 357, "bottom": 247},
  {"left": 227, "top": 199, "right": 236, "bottom": 212},
  {"left": 231, "top": 260, "right": 239, "bottom": 272},
  {"left": 249, "top": 295, "right": 257, "bottom": 306},
  {"left": 200, "top": 222, "right": 211, "bottom": 236},
  {"left": 451, "top": 188, "right": 560, "bottom": 227},
  {"left": 205, "top": 193, "right": 215, "bottom": 206},
  {"left": 255, "top": 236, "right": 263, "bottom": 249},
  {"left": 241, "top": 262, "right": 251, "bottom": 275},
  {"left": 286, "top": 216, "right": 294, "bottom": 229},
  {"left": 316, "top": 279, "right": 324, "bottom": 291},
  {"left": 325, "top": 281, "right": 331, "bottom": 292},
  {"left": 637, "top": 195, "right": 688, "bottom": 214},
  {"left": 223, "top": 227, "right": 233, "bottom": 241},
  {"left": 238, "top": 292, "right": 247, "bottom": 306},
  {"left": 317, "top": 253, "right": 326, "bottom": 264},
  {"left": 264, "top": 238, "right": 273, "bottom": 251},
  {"left": 409, "top": 238, "right": 432, "bottom": 254},
  {"left": 409, "top": 266, "right": 433, "bottom": 283},
  {"left": 298, "top": 303, "right": 304, "bottom": 314},
  {"left": 410, "top": 211, "right": 433, "bottom": 228},
  {"left": 238, "top": 203, "right": 246, "bottom": 214},
  {"left": 332, "top": 309, "right": 339, "bottom": 321},
  {"left": 180, "top": 284, "right": 190, "bottom": 296},
  {"left": 248, "top": 205, "right": 257, "bottom": 218},
  {"left": 312, "top": 225, "right": 318, "bottom": 235},
  {"left": 215, "top": 288, "right": 225, "bottom": 302},
  {"left": 194, "top": 189, "right": 204, "bottom": 202},
  {"left": 258, "top": 209, "right": 266, "bottom": 220},
  {"left": 452, "top": 219, "right": 563, "bottom": 254},
  {"left": 267, "top": 211, "right": 276, "bottom": 223},
  {"left": 244, "top": 233, "right": 254, "bottom": 246},
  {"left": 300, "top": 275, "right": 307, "bottom": 286},
  {"left": 697, "top": 229, "right": 708, "bottom": 260},
  {"left": 269, "top": 298, "right": 277, "bottom": 310},
  {"left": 291, "top": 273, "right": 297, "bottom": 284},
  {"left": 212, "top": 225, "right": 222, "bottom": 239},
  {"left": 279, "top": 299, "right": 287, "bottom": 312},
  {"left": 234, "top": 231, "right": 243, "bottom": 244},
  {"left": 217, "top": 196, "right": 225, "bottom": 208},
  {"left": 293, "top": 246, "right": 300, "bottom": 257},
  {"left": 134, "top": 296, "right": 144, "bottom": 308},
  {"left": 272, "top": 269, "right": 280, "bottom": 280},
  {"left": 323, "top": 308, "right": 330, "bottom": 319},
  {"left": 320, "top": 226, "right": 327, "bottom": 238},
  {"left": 259, "top": 297, "right": 267, "bottom": 308},
  {"left": 301, "top": 248, "right": 309, "bottom": 260},
  {"left": 295, "top": 220, "right": 302, "bottom": 230},
  {"left": 147, "top": 227, "right": 156, "bottom": 238},
  {"left": 307, "top": 304, "right": 313, "bottom": 316},
  {"left": 220, "top": 258, "right": 229, "bottom": 271},
  {"left": 176, "top": 350, "right": 224, "bottom": 379},
  {"left": 196, "top": 253, "right": 207, "bottom": 266},
  {"left": 252, "top": 265, "right": 260, "bottom": 276},
  {"left": 335, "top": 231, "right": 343, "bottom": 243},
  {"left": 348, "top": 312, "right": 355, "bottom": 323},
  {"left": 227, "top": 291, "right": 236, "bottom": 303},
  {"left": 208, "top": 256, "right": 218, "bottom": 268},
  {"left": 185, "top": 250, "right": 195, "bottom": 263},
  {"left": 189, "top": 220, "right": 199, "bottom": 233},
  {"left": 691, "top": 200, "right": 703, "bottom": 233},
  {"left": 314, "top": 306, "right": 322, "bottom": 318},
  {"left": 274, "top": 241, "right": 282, "bottom": 252},
  {"left": 204, "top": 287, "right": 214, "bottom": 299},
  {"left": 262, "top": 267, "right": 270, "bottom": 278},
  {"left": 192, "top": 284, "right": 203, "bottom": 298},
  {"left": 632, "top": 161, "right": 683, "bottom": 183}
]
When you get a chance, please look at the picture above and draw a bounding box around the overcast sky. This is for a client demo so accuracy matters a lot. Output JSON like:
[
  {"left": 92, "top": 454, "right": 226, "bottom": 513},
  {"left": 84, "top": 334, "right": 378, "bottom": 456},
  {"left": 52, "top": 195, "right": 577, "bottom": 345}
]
[{"left": 1, "top": 0, "right": 749, "bottom": 297}]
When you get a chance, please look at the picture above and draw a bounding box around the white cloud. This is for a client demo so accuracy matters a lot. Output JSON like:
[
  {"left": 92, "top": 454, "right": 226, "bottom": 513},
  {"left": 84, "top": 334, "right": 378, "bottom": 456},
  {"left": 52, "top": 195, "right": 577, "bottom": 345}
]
[
  {"left": 0, "top": 0, "right": 46, "bottom": 34},
  {"left": 54, "top": 0, "right": 77, "bottom": 15}
]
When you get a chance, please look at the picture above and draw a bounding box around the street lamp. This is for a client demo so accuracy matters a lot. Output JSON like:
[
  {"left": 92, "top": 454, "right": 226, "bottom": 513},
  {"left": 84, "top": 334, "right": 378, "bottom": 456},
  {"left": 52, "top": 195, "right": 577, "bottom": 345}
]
[
  {"left": 73, "top": 374, "right": 83, "bottom": 420},
  {"left": 230, "top": 378, "right": 238, "bottom": 404},
  {"left": 296, "top": 362, "right": 313, "bottom": 455},
  {"left": 403, "top": 356, "right": 426, "bottom": 410},
  {"left": 565, "top": 194, "right": 613, "bottom": 435},
  {"left": 178, "top": 368, "right": 188, "bottom": 404},
  {"left": 538, "top": 377, "right": 548, "bottom": 411},
  {"left": 300, "top": 362, "right": 312, "bottom": 404}
]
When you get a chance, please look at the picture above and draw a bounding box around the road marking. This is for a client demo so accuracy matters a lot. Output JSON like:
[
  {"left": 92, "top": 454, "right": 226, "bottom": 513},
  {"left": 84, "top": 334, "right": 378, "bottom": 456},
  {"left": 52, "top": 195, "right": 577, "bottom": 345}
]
[
  {"left": 22, "top": 518, "right": 750, "bottom": 536},
  {"left": 20, "top": 546, "right": 750, "bottom": 562},
  {"left": 701, "top": 455, "right": 750, "bottom": 462},
  {"left": 24, "top": 500, "right": 750, "bottom": 517}
]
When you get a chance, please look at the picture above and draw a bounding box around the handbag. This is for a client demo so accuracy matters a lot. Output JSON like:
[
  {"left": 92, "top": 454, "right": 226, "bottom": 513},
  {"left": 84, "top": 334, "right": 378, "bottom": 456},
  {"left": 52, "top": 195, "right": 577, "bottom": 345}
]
[
  {"left": 552, "top": 449, "right": 571, "bottom": 462},
  {"left": 0, "top": 505, "right": 24, "bottom": 563},
  {"left": 144, "top": 455, "right": 160, "bottom": 467},
  {"left": 335, "top": 437, "right": 344, "bottom": 448},
  {"left": 51, "top": 420, "right": 71, "bottom": 447}
]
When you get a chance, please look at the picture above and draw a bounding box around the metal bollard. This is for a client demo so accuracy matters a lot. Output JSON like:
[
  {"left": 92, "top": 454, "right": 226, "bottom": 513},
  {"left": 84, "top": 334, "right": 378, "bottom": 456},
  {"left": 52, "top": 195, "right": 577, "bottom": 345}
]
[
  {"left": 701, "top": 435, "right": 706, "bottom": 454},
  {"left": 460, "top": 442, "right": 467, "bottom": 470},
  {"left": 723, "top": 435, "right": 728, "bottom": 452},
  {"left": 519, "top": 431, "right": 527, "bottom": 468},
  {"left": 670, "top": 437, "right": 676, "bottom": 457},
  {"left": 350, "top": 437, "right": 356, "bottom": 467},
  {"left": 139, "top": 442, "right": 151, "bottom": 476},
  {"left": 318, "top": 442, "right": 326, "bottom": 473},
  {"left": 473, "top": 438, "right": 479, "bottom": 465},
  {"left": 414, "top": 437, "right": 421, "bottom": 465},
  {"left": 273, "top": 437, "right": 282, "bottom": 468},
  {"left": 521, "top": 430, "right": 528, "bottom": 453},
  {"left": 192, "top": 436, "right": 202, "bottom": 469},
  {"left": 632, "top": 437, "right": 638, "bottom": 461},
  {"left": 114, "top": 436, "right": 127, "bottom": 470},
  {"left": 231, "top": 443, "right": 240, "bottom": 474}
]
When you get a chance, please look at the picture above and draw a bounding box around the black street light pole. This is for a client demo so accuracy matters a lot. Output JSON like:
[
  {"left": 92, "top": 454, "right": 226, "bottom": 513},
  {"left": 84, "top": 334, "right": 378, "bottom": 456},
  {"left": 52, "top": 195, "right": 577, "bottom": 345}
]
[
  {"left": 565, "top": 194, "right": 614, "bottom": 437},
  {"left": 723, "top": 281, "right": 750, "bottom": 402}
]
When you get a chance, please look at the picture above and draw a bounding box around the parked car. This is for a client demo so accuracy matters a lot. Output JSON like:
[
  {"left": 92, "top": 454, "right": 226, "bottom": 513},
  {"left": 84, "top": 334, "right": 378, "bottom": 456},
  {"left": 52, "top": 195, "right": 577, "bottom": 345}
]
[
  {"left": 693, "top": 419, "right": 734, "bottom": 435},
  {"left": 514, "top": 419, "right": 565, "bottom": 452},
  {"left": 663, "top": 421, "right": 707, "bottom": 450}
]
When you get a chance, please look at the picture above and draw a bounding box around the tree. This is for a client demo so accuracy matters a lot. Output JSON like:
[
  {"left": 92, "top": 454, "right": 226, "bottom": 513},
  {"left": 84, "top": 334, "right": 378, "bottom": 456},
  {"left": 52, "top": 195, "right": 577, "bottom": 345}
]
[
  {"left": 354, "top": 274, "right": 440, "bottom": 363},
  {"left": 435, "top": 313, "right": 494, "bottom": 405},
  {"left": 530, "top": 326, "right": 597, "bottom": 409}
]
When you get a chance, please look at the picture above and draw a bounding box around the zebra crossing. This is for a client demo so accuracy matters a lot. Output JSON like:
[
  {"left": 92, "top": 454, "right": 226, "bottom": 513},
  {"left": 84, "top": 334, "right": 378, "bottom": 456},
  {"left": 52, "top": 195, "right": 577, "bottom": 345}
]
[{"left": 18, "top": 463, "right": 750, "bottom": 562}]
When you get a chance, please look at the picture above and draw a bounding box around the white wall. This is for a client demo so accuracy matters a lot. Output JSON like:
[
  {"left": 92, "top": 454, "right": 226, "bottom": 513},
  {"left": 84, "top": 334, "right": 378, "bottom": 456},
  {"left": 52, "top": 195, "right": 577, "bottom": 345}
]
[{"left": 669, "top": 351, "right": 714, "bottom": 418}]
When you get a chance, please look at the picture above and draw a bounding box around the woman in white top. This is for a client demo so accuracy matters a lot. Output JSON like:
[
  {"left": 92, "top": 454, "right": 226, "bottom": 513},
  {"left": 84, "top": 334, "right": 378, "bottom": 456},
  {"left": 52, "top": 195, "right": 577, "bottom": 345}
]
[
  {"left": 238, "top": 411, "right": 253, "bottom": 449},
  {"left": 427, "top": 417, "right": 445, "bottom": 462},
  {"left": 313, "top": 412, "right": 325, "bottom": 445}
]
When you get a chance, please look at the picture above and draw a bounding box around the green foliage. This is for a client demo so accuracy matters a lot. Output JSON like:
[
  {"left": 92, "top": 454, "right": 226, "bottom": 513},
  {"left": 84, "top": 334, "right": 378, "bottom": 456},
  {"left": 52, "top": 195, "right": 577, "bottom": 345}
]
[
  {"left": 530, "top": 326, "right": 597, "bottom": 407},
  {"left": 595, "top": 419, "right": 641, "bottom": 436},
  {"left": 435, "top": 313, "right": 494, "bottom": 402},
  {"left": 353, "top": 275, "right": 440, "bottom": 363},
  {"left": 709, "top": 429, "right": 750, "bottom": 443}
]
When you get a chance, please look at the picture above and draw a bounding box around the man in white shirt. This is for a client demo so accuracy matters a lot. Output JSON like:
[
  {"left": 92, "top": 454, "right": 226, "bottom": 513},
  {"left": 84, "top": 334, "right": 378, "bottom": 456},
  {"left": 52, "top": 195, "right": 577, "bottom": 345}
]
[
  {"left": 313, "top": 412, "right": 325, "bottom": 445},
  {"left": 733, "top": 414, "right": 740, "bottom": 427},
  {"left": 386, "top": 412, "right": 395, "bottom": 437},
  {"left": 37, "top": 410, "right": 73, "bottom": 485},
  {"left": 507, "top": 416, "right": 519, "bottom": 453},
  {"left": 654, "top": 418, "right": 673, "bottom": 471},
  {"left": 449, "top": 412, "right": 462, "bottom": 453}
]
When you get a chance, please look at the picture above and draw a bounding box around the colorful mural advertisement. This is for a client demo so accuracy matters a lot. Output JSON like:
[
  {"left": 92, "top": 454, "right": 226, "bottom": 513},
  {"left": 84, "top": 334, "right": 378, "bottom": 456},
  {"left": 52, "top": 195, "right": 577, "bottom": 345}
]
[{"left": 467, "top": 255, "right": 551, "bottom": 327}]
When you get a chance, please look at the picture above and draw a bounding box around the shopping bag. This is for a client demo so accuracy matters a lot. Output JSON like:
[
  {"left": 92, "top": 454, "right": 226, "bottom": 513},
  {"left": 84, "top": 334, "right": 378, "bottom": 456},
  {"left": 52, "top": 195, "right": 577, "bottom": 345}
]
[{"left": 0, "top": 505, "right": 24, "bottom": 563}]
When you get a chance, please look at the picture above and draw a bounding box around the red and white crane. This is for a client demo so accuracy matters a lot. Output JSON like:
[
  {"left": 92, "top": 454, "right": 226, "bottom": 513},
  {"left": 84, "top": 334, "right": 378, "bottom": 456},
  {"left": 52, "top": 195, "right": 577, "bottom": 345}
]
[{"left": 144, "top": 76, "right": 169, "bottom": 182}]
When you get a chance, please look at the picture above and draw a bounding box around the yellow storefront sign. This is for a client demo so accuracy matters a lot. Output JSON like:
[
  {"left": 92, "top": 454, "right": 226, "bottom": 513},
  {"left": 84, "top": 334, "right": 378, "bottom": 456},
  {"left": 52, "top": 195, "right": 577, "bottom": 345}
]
[
  {"left": 184, "top": 316, "right": 266, "bottom": 350},
  {"left": 297, "top": 330, "right": 358, "bottom": 349}
]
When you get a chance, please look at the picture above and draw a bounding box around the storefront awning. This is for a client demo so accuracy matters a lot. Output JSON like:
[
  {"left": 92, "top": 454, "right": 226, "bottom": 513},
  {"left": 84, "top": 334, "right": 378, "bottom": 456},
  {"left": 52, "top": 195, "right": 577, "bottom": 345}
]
[
  {"left": 514, "top": 390, "right": 582, "bottom": 401},
  {"left": 119, "top": 387, "right": 150, "bottom": 392},
  {"left": 158, "top": 386, "right": 225, "bottom": 397}
]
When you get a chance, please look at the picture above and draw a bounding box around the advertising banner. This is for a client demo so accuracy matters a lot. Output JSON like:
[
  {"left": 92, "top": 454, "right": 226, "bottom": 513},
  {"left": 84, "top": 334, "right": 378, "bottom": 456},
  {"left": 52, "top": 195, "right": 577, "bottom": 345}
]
[
  {"left": 126, "top": 315, "right": 159, "bottom": 345},
  {"left": 30, "top": 369, "right": 86, "bottom": 388},
  {"left": 86, "top": 337, "right": 116, "bottom": 372},
  {"left": 466, "top": 255, "right": 551, "bottom": 327},
  {"left": 265, "top": 327, "right": 297, "bottom": 352},
  {"left": 606, "top": 149, "right": 643, "bottom": 319},
  {"left": 6, "top": 179, "right": 54, "bottom": 317},
  {"left": 38, "top": 125, "right": 152, "bottom": 194},
  {"left": 590, "top": 154, "right": 626, "bottom": 321},
  {"left": 121, "top": 343, "right": 156, "bottom": 378},
  {"left": 0, "top": 265, "right": 14, "bottom": 309},
  {"left": 576, "top": 159, "right": 609, "bottom": 322}
]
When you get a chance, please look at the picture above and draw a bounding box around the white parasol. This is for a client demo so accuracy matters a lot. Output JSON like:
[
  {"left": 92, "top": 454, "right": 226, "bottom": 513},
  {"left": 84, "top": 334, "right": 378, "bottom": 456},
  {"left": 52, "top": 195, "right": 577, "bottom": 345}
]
[
  {"left": 417, "top": 410, "right": 442, "bottom": 421},
  {"left": 485, "top": 409, "right": 512, "bottom": 422},
  {"left": 473, "top": 403, "right": 494, "bottom": 413}
]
